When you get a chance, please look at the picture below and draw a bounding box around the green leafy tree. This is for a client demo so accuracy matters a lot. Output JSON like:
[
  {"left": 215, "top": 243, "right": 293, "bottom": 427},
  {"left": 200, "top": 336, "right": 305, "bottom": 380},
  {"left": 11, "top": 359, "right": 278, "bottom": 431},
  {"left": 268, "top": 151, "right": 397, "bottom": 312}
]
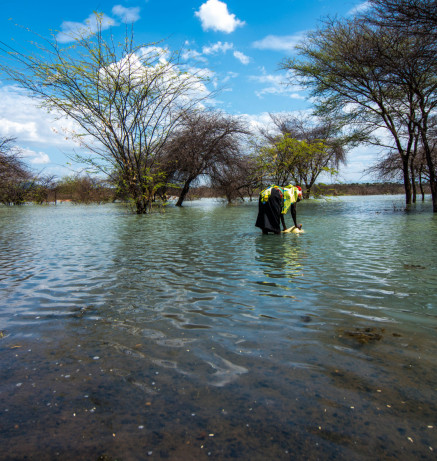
[
  {"left": 256, "top": 135, "right": 335, "bottom": 197},
  {"left": 0, "top": 14, "right": 210, "bottom": 213},
  {"left": 255, "top": 114, "right": 349, "bottom": 197}
]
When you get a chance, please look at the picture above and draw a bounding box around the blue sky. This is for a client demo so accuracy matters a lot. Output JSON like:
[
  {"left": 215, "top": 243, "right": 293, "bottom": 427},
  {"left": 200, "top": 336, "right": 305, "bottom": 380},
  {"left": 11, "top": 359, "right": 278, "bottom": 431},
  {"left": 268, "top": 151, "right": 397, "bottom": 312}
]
[{"left": 0, "top": 0, "right": 374, "bottom": 182}]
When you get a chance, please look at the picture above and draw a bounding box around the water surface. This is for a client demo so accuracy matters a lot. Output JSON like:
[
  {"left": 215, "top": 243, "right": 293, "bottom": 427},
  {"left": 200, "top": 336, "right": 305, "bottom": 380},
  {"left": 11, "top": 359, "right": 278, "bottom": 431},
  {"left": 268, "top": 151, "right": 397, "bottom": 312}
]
[{"left": 0, "top": 196, "right": 436, "bottom": 460}]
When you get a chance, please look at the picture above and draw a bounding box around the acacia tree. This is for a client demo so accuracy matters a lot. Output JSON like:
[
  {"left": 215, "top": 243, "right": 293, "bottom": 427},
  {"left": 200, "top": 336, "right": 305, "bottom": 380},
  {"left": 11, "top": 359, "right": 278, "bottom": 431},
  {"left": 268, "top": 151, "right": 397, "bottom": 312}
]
[
  {"left": 0, "top": 15, "right": 210, "bottom": 213},
  {"left": 160, "top": 110, "right": 250, "bottom": 206},
  {"left": 365, "top": 0, "right": 437, "bottom": 208},
  {"left": 283, "top": 16, "right": 437, "bottom": 210}
]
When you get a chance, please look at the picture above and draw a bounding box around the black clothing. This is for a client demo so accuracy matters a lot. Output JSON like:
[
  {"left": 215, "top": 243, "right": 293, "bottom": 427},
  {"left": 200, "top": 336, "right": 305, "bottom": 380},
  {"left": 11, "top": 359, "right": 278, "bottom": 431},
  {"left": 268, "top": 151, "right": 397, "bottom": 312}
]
[{"left": 255, "top": 187, "right": 283, "bottom": 233}]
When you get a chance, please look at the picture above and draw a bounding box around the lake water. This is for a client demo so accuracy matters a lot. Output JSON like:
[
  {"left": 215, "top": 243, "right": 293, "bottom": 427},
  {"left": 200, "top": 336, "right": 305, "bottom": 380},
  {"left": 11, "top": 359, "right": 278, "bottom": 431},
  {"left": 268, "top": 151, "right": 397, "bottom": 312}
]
[{"left": 0, "top": 196, "right": 436, "bottom": 460}]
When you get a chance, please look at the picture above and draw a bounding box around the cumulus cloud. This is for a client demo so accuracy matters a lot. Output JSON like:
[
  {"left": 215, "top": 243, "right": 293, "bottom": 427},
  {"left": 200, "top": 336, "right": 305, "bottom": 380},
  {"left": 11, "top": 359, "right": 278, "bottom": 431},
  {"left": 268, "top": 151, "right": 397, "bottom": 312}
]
[
  {"left": 249, "top": 69, "right": 306, "bottom": 100},
  {"left": 21, "top": 148, "right": 50, "bottom": 165},
  {"left": 112, "top": 5, "right": 141, "bottom": 23},
  {"left": 252, "top": 33, "right": 306, "bottom": 52},
  {"left": 0, "top": 118, "right": 40, "bottom": 142},
  {"left": 202, "top": 41, "right": 234, "bottom": 55},
  {"left": 195, "top": 0, "right": 245, "bottom": 33},
  {"left": 233, "top": 51, "right": 250, "bottom": 65},
  {"left": 0, "top": 85, "right": 81, "bottom": 148},
  {"left": 182, "top": 49, "right": 208, "bottom": 63},
  {"left": 57, "top": 13, "right": 115, "bottom": 43}
]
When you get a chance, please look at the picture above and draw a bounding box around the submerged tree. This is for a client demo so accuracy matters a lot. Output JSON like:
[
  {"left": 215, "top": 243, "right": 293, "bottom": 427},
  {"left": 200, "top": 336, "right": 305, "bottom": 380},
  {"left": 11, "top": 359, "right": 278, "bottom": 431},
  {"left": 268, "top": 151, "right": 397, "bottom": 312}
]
[
  {"left": 283, "top": 15, "right": 437, "bottom": 210},
  {"left": 161, "top": 110, "right": 250, "bottom": 206},
  {"left": 0, "top": 15, "right": 210, "bottom": 213},
  {"left": 365, "top": 0, "right": 437, "bottom": 209},
  {"left": 210, "top": 153, "right": 258, "bottom": 203}
]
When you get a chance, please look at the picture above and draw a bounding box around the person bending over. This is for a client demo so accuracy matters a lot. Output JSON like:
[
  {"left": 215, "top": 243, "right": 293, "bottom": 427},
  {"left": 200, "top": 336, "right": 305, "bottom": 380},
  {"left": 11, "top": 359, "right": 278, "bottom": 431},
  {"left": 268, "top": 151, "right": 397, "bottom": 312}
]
[{"left": 255, "top": 185, "right": 303, "bottom": 234}]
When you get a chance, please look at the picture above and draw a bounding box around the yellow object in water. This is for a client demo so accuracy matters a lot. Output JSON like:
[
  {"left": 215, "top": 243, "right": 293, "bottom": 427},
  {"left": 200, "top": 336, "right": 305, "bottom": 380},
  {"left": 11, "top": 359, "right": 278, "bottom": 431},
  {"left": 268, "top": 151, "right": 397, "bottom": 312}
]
[{"left": 282, "top": 226, "right": 304, "bottom": 234}]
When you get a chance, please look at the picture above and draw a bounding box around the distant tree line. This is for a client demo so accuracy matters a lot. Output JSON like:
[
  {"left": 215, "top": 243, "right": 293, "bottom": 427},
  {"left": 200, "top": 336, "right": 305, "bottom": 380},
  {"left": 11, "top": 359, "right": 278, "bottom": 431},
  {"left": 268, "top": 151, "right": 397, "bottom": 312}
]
[
  {"left": 0, "top": 138, "right": 113, "bottom": 205},
  {"left": 0, "top": 137, "right": 56, "bottom": 205},
  {"left": 0, "top": 134, "right": 433, "bottom": 206}
]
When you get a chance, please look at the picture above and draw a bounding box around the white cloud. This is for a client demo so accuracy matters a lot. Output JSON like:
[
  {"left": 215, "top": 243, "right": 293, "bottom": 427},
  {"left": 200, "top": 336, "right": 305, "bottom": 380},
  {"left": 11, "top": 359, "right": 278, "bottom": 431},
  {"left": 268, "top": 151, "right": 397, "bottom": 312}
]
[
  {"left": 222, "top": 71, "right": 239, "bottom": 83},
  {"left": 347, "top": 1, "right": 371, "bottom": 16},
  {"left": 202, "top": 41, "right": 234, "bottom": 55},
  {"left": 0, "top": 118, "right": 40, "bottom": 142},
  {"left": 255, "top": 87, "right": 305, "bottom": 99},
  {"left": 242, "top": 112, "right": 276, "bottom": 133},
  {"left": 249, "top": 70, "right": 306, "bottom": 100},
  {"left": 0, "top": 85, "right": 82, "bottom": 148},
  {"left": 21, "top": 148, "right": 50, "bottom": 165},
  {"left": 112, "top": 5, "right": 141, "bottom": 23},
  {"left": 233, "top": 51, "right": 250, "bottom": 65},
  {"left": 195, "top": 0, "right": 245, "bottom": 33},
  {"left": 182, "top": 49, "right": 208, "bottom": 63},
  {"left": 252, "top": 33, "right": 306, "bottom": 52},
  {"left": 57, "top": 13, "right": 115, "bottom": 43},
  {"left": 249, "top": 72, "right": 283, "bottom": 86},
  {"left": 336, "top": 144, "right": 378, "bottom": 181}
]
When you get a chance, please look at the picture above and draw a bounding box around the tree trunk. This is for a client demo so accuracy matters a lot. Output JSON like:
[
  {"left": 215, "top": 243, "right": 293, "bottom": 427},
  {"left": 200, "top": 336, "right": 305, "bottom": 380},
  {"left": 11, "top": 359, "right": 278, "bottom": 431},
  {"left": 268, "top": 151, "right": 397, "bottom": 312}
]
[
  {"left": 430, "top": 180, "right": 437, "bottom": 213},
  {"left": 419, "top": 171, "right": 425, "bottom": 202},
  {"left": 176, "top": 177, "right": 194, "bottom": 207},
  {"left": 410, "top": 160, "right": 417, "bottom": 203},
  {"left": 421, "top": 138, "right": 437, "bottom": 211},
  {"left": 419, "top": 117, "right": 437, "bottom": 212},
  {"left": 135, "top": 195, "right": 150, "bottom": 214},
  {"left": 401, "top": 157, "right": 412, "bottom": 205}
]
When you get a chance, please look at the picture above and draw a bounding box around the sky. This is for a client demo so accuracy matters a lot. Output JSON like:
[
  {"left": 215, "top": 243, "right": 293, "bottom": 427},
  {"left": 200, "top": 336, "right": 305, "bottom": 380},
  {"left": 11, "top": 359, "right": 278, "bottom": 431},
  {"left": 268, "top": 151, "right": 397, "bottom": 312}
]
[{"left": 0, "top": 0, "right": 376, "bottom": 182}]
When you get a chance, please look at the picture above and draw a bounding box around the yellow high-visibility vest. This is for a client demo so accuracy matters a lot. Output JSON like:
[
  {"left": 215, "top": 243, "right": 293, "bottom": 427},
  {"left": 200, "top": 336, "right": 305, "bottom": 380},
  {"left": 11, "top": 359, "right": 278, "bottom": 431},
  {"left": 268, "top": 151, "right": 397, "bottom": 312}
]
[{"left": 260, "top": 185, "right": 300, "bottom": 214}]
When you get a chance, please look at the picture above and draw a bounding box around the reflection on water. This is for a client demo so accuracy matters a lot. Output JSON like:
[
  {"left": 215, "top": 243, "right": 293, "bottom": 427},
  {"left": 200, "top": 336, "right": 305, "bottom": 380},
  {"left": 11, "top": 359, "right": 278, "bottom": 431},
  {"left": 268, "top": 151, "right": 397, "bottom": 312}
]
[{"left": 0, "top": 197, "right": 436, "bottom": 460}]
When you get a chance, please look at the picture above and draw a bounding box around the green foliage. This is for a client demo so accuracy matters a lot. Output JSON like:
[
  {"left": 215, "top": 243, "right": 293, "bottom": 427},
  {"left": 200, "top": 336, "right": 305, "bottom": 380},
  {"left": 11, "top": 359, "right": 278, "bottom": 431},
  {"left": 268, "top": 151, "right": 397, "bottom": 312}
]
[{"left": 255, "top": 134, "right": 338, "bottom": 197}]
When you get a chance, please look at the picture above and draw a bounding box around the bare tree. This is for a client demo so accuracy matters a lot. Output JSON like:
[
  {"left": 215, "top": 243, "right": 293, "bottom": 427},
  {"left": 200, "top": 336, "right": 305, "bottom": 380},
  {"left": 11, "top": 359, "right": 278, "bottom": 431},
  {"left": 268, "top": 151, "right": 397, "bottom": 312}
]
[
  {"left": 210, "top": 154, "right": 258, "bottom": 203},
  {"left": 161, "top": 110, "right": 250, "bottom": 206},
  {"left": 0, "top": 14, "right": 210, "bottom": 213},
  {"left": 369, "top": 0, "right": 437, "bottom": 36},
  {"left": 0, "top": 137, "right": 32, "bottom": 205}
]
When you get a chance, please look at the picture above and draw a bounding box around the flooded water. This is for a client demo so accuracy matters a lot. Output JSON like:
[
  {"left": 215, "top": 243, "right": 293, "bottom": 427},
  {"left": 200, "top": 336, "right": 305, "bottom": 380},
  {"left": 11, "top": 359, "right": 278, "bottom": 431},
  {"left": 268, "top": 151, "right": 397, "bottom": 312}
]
[{"left": 0, "top": 196, "right": 436, "bottom": 460}]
